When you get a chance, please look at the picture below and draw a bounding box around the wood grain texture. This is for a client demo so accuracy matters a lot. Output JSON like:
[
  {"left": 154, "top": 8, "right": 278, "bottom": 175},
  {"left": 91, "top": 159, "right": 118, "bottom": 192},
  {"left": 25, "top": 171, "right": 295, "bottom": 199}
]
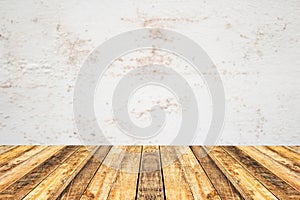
[
  {"left": 59, "top": 146, "right": 111, "bottom": 200},
  {"left": 136, "top": 146, "right": 165, "bottom": 200},
  {"left": 160, "top": 146, "right": 194, "bottom": 200},
  {"left": 23, "top": 146, "right": 98, "bottom": 200},
  {"left": 0, "top": 146, "right": 15, "bottom": 155},
  {"left": 80, "top": 146, "right": 130, "bottom": 200},
  {"left": 207, "top": 147, "right": 278, "bottom": 200},
  {"left": 0, "top": 146, "right": 78, "bottom": 199},
  {"left": 0, "top": 146, "right": 64, "bottom": 192},
  {"left": 178, "top": 147, "right": 220, "bottom": 199},
  {"left": 287, "top": 146, "right": 300, "bottom": 154},
  {"left": 0, "top": 146, "right": 47, "bottom": 177},
  {"left": 191, "top": 146, "right": 243, "bottom": 200},
  {"left": 223, "top": 146, "right": 300, "bottom": 199},
  {"left": 271, "top": 146, "right": 300, "bottom": 164},
  {"left": 107, "top": 146, "right": 142, "bottom": 200},
  {"left": 0, "top": 146, "right": 34, "bottom": 167},
  {"left": 239, "top": 146, "right": 300, "bottom": 192},
  {"left": 0, "top": 146, "right": 299, "bottom": 199}
]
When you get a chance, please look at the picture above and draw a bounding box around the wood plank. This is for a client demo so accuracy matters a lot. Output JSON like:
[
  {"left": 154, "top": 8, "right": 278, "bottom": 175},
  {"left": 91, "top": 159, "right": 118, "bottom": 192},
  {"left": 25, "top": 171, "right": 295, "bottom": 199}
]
[
  {"left": 0, "top": 146, "right": 15, "bottom": 154},
  {"left": 59, "top": 146, "right": 111, "bottom": 200},
  {"left": 191, "top": 146, "right": 243, "bottom": 200},
  {"left": 23, "top": 146, "right": 98, "bottom": 200},
  {"left": 239, "top": 146, "right": 300, "bottom": 192},
  {"left": 267, "top": 146, "right": 300, "bottom": 168},
  {"left": 160, "top": 146, "right": 194, "bottom": 200},
  {"left": 0, "top": 146, "right": 34, "bottom": 166},
  {"left": 178, "top": 147, "right": 220, "bottom": 199},
  {"left": 107, "top": 146, "right": 142, "bottom": 199},
  {"left": 287, "top": 146, "right": 300, "bottom": 154},
  {"left": 0, "top": 146, "right": 64, "bottom": 192},
  {"left": 254, "top": 147, "right": 300, "bottom": 174},
  {"left": 136, "top": 146, "right": 165, "bottom": 200},
  {"left": 0, "top": 145, "right": 298, "bottom": 199},
  {"left": 208, "top": 147, "right": 278, "bottom": 200},
  {"left": 0, "top": 146, "right": 47, "bottom": 177},
  {"left": 0, "top": 146, "right": 79, "bottom": 199},
  {"left": 224, "top": 146, "right": 300, "bottom": 199},
  {"left": 80, "top": 146, "right": 130, "bottom": 200}
]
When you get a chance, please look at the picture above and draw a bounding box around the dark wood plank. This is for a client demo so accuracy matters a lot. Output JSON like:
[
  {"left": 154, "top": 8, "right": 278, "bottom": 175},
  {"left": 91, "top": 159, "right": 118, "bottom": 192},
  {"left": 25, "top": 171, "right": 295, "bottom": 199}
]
[
  {"left": 0, "top": 146, "right": 79, "bottom": 199},
  {"left": 58, "top": 146, "right": 111, "bottom": 200},
  {"left": 191, "top": 146, "right": 243, "bottom": 200},
  {"left": 23, "top": 146, "right": 98, "bottom": 200},
  {"left": 224, "top": 146, "right": 300, "bottom": 199},
  {"left": 136, "top": 146, "right": 165, "bottom": 200}
]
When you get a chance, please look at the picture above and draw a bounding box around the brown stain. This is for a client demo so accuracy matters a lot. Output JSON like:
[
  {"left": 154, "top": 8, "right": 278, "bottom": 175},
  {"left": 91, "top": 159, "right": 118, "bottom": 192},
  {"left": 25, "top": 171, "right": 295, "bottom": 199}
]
[
  {"left": 56, "top": 24, "right": 92, "bottom": 66},
  {"left": 121, "top": 9, "right": 206, "bottom": 28},
  {"left": 148, "top": 29, "right": 173, "bottom": 42},
  {"left": 225, "top": 23, "right": 232, "bottom": 29},
  {"left": 135, "top": 49, "right": 173, "bottom": 66},
  {"left": 241, "top": 17, "right": 290, "bottom": 60},
  {"left": 104, "top": 48, "right": 174, "bottom": 78},
  {"left": 0, "top": 80, "right": 13, "bottom": 88}
]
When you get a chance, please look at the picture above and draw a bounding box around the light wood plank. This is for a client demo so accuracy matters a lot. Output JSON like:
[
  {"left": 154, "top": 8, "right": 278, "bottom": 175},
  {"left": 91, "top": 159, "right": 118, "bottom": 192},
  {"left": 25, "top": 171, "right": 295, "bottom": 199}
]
[
  {"left": 23, "top": 146, "right": 98, "bottom": 200},
  {"left": 191, "top": 146, "right": 243, "bottom": 200},
  {"left": 0, "top": 146, "right": 15, "bottom": 154},
  {"left": 0, "top": 146, "right": 34, "bottom": 167},
  {"left": 178, "top": 147, "right": 220, "bottom": 199},
  {"left": 137, "top": 146, "right": 165, "bottom": 200},
  {"left": 0, "top": 146, "right": 79, "bottom": 199},
  {"left": 267, "top": 146, "right": 300, "bottom": 168},
  {"left": 254, "top": 147, "right": 300, "bottom": 174},
  {"left": 287, "top": 146, "right": 300, "bottom": 154},
  {"left": 0, "top": 146, "right": 64, "bottom": 192},
  {"left": 208, "top": 147, "right": 278, "bottom": 200},
  {"left": 224, "top": 146, "right": 300, "bottom": 199},
  {"left": 239, "top": 146, "right": 300, "bottom": 192},
  {"left": 80, "top": 146, "right": 130, "bottom": 200},
  {"left": 160, "top": 146, "right": 194, "bottom": 200},
  {"left": 59, "top": 146, "right": 111, "bottom": 200},
  {"left": 107, "top": 146, "right": 142, "bottom": 200},
  {"left": 0, "top": 146, "right": 47, "bottom": 177}
]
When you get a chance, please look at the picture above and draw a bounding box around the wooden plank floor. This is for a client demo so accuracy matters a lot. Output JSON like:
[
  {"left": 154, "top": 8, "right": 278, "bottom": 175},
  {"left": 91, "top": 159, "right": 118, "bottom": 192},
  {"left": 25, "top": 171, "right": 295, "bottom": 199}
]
[{"left": 0, "top": 146, "right": 299, "bottom": 199}]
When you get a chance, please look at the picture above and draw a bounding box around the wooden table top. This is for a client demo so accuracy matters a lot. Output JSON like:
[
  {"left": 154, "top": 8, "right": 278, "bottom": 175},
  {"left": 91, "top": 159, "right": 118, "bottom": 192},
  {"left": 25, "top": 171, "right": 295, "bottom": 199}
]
[{"left": 0, "top": 146, "right": 299, "bottom": 199}]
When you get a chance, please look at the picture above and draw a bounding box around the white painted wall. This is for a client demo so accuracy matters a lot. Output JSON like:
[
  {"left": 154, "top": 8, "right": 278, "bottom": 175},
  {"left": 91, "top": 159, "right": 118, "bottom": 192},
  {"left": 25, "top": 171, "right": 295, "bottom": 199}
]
[{"left": 0, "top": 0, "right": 299, "bottom": 145}]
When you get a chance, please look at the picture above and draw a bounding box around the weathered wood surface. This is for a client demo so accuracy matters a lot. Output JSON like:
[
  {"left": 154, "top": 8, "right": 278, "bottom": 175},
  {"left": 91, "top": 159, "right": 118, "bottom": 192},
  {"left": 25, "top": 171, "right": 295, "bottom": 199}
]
[
  {"left": 0, "top": 145, "right": 298, "bottom": 199},
  {"left": 191, "top": 146, "right": 243, "bottom": 200},
  {"left": 59, "top": 146, "right": 111, "bottom": 200},
  {"left": 136, "top": 146, "right": 164, "bottom": 200}
]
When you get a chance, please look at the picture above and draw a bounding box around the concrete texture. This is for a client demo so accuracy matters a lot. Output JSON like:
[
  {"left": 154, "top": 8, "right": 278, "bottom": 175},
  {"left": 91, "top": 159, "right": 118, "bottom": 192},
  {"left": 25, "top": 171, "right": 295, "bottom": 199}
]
[{"left": 0, "top": 0, "right": 299, "bottom": 144}]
